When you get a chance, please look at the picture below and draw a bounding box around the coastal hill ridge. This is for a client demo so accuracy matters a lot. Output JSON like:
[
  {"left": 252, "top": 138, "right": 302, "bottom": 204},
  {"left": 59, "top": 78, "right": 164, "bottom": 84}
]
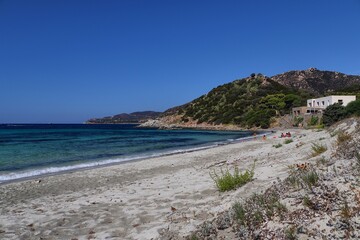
[
  {"left": 87, "top": 68, "right": 360, "bottom": 128},
  {"left": 86, "top": 111, "right": 161, "bottom": 124}
]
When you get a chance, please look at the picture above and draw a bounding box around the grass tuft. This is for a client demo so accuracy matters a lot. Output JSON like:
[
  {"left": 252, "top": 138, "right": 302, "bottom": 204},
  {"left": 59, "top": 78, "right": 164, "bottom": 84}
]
[
  {"left": 311, "top": 143, "right": 327, "bottom": 157},
  {"left": 301, "top": 170, "right": 319, "bottom": 190},
  {"left": 284, "top": 226, "right": 297, "bottom": 240},
  {"left": 189, "top": 234, "right": 199, "bottom": 240},
  {"left": 340, "top": 199, "right": 352, "bottom": 221},
  {"left": 211, "top": 164, "right": 254, "bottom": 192},
  {"left": 303, "top": 195, "right": 314, "bottom": 209},
  {"left": 284, "top": 139, "right": 293, "bottom": 144},
  {"left": 355, "top": 151, "right": 360, "bottom": 171},
  {"left": 336, "top": 131, "right": 352, "bottom": 145},
  {"left": 273, "top": 143, "right": 283, "bottom": 148},
  {"left": 232, "top": 190, "right": 287, "bottom": 228}
]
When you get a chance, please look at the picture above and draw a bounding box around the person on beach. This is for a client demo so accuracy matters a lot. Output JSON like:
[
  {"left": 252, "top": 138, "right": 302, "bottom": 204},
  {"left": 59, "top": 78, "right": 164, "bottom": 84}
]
[{"left": 262, "top": 135, "right": 266, "bottom": 140}]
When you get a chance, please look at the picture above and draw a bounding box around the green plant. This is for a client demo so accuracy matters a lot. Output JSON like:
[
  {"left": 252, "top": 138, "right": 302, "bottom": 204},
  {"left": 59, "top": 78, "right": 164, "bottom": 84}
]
[
  {"left": 336, "top": 131, "right": 352, "bottom": 145},
  {"left": 273, "top": 143, "right": 283, "bottom": 148},
  {"left": 233, "top": 202, "right": 246, "bottom": 225},
  {"left": 293, "top": 116, "right": 304, "bottom": 127},
  {"left": 345, "top": 99, "right": 360, "bottom": 116},
  {"left": 308, "top": 115, "right": 319, "bottom": 126},
  {"left": 302, "top": 170, "right": 319, "bottom": 190},
  {"left": 315, "top": 156, "right": 327, "bottom": 166},
  {"left": 210, "top": 164, "right": 254, "bottom": 192},
  {"left": 330, "top": 130, "right": 339, "bottom": 137},
  {"left": 340, "top": 199, "right": 351, "bottom": 221},
  {"left": 286, "top": 175, "right": 300, "bottom": 188},
  {"left": 323, "top": 103, "right": 348, "bottom": 126},
  {"left": 355, "top": 151, "right": 360, "bottom": 170},
  {"left": 311, "top": 143, "right": 327, "bottom": 157},
  {"left": 232, "top": 190, "right": 287, "bottom": 229},
  {"left": 303, "top": 195, "right": 314, "bottom": 209},
  {"left": 284, "top": 226, "right": 297, "bottom": 240},
  {"left": 189, "top": 234, "right": 199, "bottom": 240},
  {"left": 284, "top": 139, "right": 293, "bottom": 144},
  {"left": 318, "top": 137, "right": 325, "bottom": 141}
]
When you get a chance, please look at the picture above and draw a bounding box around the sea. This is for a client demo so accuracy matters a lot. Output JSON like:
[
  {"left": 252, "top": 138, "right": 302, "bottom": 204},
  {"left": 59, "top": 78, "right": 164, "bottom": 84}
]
[{"left": 0, "top": 124, "right": 259, "bottom": 183}]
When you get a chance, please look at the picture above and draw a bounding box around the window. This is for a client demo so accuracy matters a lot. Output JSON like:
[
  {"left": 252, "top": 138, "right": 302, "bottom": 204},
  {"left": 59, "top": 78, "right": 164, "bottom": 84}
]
[
  {"left": 322, "top": 101, "right": 325, "bottom": 106},
  {"left": 317, "top": 102, "right": 320, "bottom": 106},
  {"left": 308, "top": 103, "right": 312, "bottom": 107},
  {"left": 338, "top": 99, "right": 343, "bottom": 105}
]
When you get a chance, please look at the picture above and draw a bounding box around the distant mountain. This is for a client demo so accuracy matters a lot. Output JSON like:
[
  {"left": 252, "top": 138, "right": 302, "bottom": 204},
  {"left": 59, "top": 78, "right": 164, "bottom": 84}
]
[
  {"left": 271, "top": 68, "right": 360, "bottom": 95},
  {"left": 150, "top": 68, "right": 360, "bottom": 129},
  {"left": 86, "top": 111, "right": 162, "bottom": 124}
]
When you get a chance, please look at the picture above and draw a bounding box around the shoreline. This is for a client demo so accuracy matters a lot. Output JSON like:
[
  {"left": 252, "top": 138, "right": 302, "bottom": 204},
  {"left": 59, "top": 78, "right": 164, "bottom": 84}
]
[
  {"left": 0, "top": 130, "right": 271, "bottom": 185},
  {"left": 1, "top": 128, "right": 324, "bottom": 240}
]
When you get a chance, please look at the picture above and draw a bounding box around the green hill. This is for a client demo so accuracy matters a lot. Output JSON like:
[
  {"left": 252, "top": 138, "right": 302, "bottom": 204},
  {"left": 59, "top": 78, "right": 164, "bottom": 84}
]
[{"left": 162, "top": 69, "right": 360, "bottom": 128}]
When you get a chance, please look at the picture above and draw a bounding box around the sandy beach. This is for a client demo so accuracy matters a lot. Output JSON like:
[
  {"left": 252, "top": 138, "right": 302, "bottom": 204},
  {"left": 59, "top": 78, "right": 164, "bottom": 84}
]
[{"left": 0, "top": 124, "right": 359, "bottom": 239}]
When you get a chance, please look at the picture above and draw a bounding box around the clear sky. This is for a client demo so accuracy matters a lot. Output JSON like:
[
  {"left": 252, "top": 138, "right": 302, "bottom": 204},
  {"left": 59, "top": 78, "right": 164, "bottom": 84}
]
[{"left": 1, "top": 0, "right": 360, "bottom": 123}]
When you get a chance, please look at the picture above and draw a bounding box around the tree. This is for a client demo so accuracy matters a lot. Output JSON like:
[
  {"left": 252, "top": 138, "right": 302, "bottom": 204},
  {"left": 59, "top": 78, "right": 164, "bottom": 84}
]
[
  {"left": 259, "top": 94, "right": 286, "bottom": 113},
  {"left": 345, "top": 99, "right": 360, "bottom": 116},
  {"left": 323, "top": 103, "right": 348, "bottom": 126}
]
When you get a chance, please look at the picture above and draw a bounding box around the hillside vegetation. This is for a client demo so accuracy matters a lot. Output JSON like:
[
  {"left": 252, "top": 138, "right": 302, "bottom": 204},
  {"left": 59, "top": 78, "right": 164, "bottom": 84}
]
[
  {"left": 88, "top": 68, "right": 360, "bottom": 128},
  {"left": 177, "top": 75, "right": 312, "bottom": 128},
  {"left": 161, "top": 68, "right": 360, "bottom": 128}
]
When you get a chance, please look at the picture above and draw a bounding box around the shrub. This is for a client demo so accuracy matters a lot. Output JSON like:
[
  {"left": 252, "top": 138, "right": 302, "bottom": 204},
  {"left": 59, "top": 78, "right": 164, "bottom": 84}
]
[
  {"left": 273, "top": 143, "right": 283, "bottom": 148},
  {"left": 345, "top": 99, "right": 360, "bottom": 116},
  {"left": 308, "top": 115, "right": 319, "bottom": 126},
  {"left": 233, "top": 202, "right": 246, "bottom": 225},
  {"left": 211, "top": 164, "right": 254, "bottom": 192},
  {"left": 286, "top": 165, "right": 319, "bottom": 191},
  {"left": 311, "top": 143, "right": 327, "bottom": 157},
  {"left": 293, "top": 116, "right": 304, "bottom": 127},
  {"left": 322, "top": 103, "right": 348, "bottom": 126},
  {"left": 232, "top": 190, "right": 287, "bottom": 228},
  {"left": 284, "top": 139, "right": 293, "bottom": 144}
]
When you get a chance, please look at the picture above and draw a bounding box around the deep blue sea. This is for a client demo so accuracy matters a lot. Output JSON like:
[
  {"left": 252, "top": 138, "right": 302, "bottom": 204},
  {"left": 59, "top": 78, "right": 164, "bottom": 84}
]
[{"left": 0, "top": 124, "right": 257, "bottom": 183}]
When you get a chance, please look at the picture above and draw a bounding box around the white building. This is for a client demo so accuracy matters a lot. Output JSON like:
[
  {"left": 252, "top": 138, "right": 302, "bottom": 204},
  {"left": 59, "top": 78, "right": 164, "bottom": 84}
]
[{"left": 307, "top": 95, "right": 356, "bottom": 109}]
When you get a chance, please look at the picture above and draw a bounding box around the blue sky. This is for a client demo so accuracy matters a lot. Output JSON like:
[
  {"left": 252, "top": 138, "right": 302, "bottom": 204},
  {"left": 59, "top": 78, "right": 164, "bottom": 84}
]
[{"left": 1, "top": 0, "right": 360, "bottom": 123}]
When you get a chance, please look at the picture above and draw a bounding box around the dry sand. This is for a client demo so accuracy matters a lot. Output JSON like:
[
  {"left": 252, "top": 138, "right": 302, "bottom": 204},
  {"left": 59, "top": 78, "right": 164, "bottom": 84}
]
[{"left": 0, "top": 128, "right": 332, "bottom": 239}]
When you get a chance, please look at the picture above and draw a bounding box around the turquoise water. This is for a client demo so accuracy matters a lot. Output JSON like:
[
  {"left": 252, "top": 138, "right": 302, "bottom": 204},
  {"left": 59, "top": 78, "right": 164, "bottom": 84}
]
[{"left": 0, "top": 124, "right": 257, "bottom": 182}]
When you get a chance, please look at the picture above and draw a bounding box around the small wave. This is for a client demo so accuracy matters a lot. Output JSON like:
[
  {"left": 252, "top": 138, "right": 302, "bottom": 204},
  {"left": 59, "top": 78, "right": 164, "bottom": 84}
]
[
  {"left": 0, "top": 132, "right": 263, "bottom": 183},
  {"left": 0, "top": 144, "right": 222, "bottom": 183}
]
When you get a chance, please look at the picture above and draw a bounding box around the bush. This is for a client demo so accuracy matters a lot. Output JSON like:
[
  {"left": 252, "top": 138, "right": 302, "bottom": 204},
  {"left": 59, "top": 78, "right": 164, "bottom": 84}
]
[
  {"left": 345, "top": 99, "right": 360, "bottom": 116},
  {"left": 284, "top": 139, "right": 293, "bottom": 144},
  {"left": 273, "top": 143, "right": 283, "bottom": 148},
  {"left": 322, "top": 103, "right": 348, "bottom": 126},
  {"left": 232, "top": 189, "right": 287, "bottom": 228},
  {"left": 211, "top": 164, "right": 255, "bottom": 192},
  {"left": 308, "top": 115, "right": 319, "bottom": 126},
  {"left": 293, "top": 116, "right": 304, "bottom": 126}
]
